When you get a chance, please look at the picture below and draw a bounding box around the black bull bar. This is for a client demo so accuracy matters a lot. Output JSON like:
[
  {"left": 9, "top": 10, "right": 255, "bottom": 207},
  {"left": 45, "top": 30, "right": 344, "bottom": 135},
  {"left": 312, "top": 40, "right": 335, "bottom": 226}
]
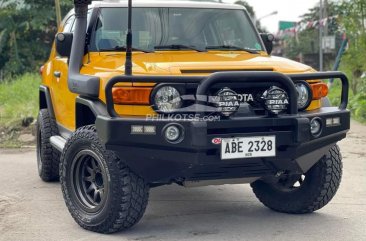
[{"left": 104, "top": 71, "right": 349, "bottom": 118}]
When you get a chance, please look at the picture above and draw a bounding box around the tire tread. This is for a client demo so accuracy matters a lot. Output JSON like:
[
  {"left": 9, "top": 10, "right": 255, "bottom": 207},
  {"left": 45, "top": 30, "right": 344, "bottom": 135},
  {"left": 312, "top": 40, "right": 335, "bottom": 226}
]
[
  {"left": 60, "top": 125, "right": 149, "bottom": 234},
  {"left": 251, "top": 145, "right": 342, "bottom": 214}
]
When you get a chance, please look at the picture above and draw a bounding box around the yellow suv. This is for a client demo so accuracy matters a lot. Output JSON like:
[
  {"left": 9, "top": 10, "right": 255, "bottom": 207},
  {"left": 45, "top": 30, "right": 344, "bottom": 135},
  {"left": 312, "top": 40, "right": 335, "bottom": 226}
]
[{"left": 37, "top": 0, "right": 350, "bottom": 234}]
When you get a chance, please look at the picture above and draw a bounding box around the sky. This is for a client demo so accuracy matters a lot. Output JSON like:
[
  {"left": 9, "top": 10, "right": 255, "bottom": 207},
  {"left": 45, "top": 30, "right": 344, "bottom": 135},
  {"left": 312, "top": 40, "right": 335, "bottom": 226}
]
[{"left": 225, "top": 0, "right": 320, "bottom": 33}]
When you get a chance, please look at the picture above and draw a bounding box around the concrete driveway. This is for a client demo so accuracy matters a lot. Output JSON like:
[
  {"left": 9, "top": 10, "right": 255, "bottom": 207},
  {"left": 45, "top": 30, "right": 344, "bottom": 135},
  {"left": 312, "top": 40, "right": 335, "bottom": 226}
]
[{"left": 0, "top": 121, "right": 365, "bottom": 241}]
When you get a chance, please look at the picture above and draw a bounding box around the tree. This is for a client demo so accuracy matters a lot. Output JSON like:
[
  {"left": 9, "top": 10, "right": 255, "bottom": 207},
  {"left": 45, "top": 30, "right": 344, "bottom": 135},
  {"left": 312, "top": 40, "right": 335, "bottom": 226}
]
[
  {"left": 0, "top": 2, "right": 29, "bottom": 75},
  {"left": 281, "top": 1, "right": 342, "bottom": 69},
  {"left": 0, "top": 0, "right": 73, "bottom": 77},
  {"left": 338, "top": 0, "right": 366, "bottom": 95}
]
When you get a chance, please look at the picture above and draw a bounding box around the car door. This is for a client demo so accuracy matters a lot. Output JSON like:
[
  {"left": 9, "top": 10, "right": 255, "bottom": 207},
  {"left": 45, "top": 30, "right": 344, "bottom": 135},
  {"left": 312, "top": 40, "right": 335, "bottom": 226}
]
[{"left": 51, "top": 15, "right": 78, "bottom": 131}]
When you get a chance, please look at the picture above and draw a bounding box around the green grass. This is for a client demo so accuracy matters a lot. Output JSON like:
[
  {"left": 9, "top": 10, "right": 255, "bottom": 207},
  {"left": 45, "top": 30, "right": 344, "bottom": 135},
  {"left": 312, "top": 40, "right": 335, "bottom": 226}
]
[
  {"left": 0, "top": 73, "right": 40, "bottom": 127},
  {"left": 328, "top": 81, "right": 366, "bottom": 124}
]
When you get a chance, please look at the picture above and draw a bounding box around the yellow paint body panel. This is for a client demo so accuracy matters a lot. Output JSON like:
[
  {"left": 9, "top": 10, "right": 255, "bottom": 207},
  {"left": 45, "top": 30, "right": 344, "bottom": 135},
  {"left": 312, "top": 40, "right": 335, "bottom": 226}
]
[{"left": 42, "top": 50, "right": 322, "bottom": 131}]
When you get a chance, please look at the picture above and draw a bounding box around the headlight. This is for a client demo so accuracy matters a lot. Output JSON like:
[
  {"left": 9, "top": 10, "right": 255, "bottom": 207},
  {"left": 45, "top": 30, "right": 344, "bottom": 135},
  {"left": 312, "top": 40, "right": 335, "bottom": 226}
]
[
  {"left": 295, "top": 81, "right": 312, "bottom": 111},
  {"left": 153, "top": 86, "right": 182, "bottom": 113},
  {"left": 262, "top": 86, "right": 289, "bottom": 115}
]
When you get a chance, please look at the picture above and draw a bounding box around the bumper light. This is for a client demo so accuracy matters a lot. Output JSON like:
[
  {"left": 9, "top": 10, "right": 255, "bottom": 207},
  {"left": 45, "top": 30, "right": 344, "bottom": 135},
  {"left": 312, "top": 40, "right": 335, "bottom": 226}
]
[
  {"left": 163, "top": 124, "right": 184, "bottom": 143},
  {"left": 310, "top": 118, "right": 322, "bottom": 137},
  {"left": 131, "top": 125, "right": 156, "bottom": 135},
  {"left": 326, "top": 117, "right": 341, "bottom": 127}
]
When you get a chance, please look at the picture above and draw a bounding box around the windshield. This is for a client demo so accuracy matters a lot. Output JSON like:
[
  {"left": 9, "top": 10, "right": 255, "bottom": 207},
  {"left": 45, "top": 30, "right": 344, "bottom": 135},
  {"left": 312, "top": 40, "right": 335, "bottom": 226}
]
[{"left": 90, "top": 7, "right": 264, "bottom": 52}]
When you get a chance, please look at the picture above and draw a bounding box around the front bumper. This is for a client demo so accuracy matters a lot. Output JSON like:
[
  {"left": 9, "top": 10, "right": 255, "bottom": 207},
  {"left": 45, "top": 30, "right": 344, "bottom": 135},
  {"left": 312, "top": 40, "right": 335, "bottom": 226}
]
[{"left": 96, "top": 107, "right": 350, "bottom": 184}]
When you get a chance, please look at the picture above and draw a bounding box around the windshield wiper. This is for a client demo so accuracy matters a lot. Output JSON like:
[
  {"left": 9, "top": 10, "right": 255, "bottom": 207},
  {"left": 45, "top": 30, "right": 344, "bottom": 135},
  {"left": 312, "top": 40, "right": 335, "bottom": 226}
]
[
  {"left": 206, "top": 45, "right": 259, "bottom": 54},
  {"left": 154, "top": 44, "right": 206, "bottom": 52},
  {"left": 99, "top": 45, "right": 153, "bottom": 53}
]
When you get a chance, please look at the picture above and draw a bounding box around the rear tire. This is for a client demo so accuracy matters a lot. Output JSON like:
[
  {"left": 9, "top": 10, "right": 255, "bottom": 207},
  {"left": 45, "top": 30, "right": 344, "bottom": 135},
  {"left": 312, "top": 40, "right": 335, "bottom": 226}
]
[
  {"left": 251, "top": 145, "right": 342, "bottom": 214},
  {"left": 60, "top": 125, "right": 149, "bottom": 233},
  {"left": 36, "top": 109, "right": 60, "bottom": 182}
]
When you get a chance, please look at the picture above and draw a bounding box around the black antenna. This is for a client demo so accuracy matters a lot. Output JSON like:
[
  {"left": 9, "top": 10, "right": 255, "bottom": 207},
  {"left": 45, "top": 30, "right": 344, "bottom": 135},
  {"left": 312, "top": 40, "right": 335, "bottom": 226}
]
[{"left": 125, "top": 0, "right": 133, "bottom": 75}]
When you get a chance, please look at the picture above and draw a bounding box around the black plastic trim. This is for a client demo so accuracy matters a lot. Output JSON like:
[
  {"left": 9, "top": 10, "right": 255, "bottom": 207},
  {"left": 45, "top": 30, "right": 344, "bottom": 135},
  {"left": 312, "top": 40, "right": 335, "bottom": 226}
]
[
  {"left": 39, "top": 85, "right": 55, "bottom": 118},
  {"left": 68, "top": 0, "right": 100, "bottom": 97},
  {"left": 75, "top": 96, "right": 109, "bottom": 128}
]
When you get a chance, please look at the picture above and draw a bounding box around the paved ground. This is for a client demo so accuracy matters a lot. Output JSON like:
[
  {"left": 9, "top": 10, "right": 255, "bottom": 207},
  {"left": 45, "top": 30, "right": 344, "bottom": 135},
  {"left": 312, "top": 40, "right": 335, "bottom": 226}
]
[{"left": 0, "top": 121, "right": 365, "bottom": 241}]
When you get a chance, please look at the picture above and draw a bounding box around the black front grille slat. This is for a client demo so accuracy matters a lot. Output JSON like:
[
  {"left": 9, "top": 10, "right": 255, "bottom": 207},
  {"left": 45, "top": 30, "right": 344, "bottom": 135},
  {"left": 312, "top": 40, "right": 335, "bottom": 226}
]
[
  {"left": 207, "top": 125, "right": 292, "bottom": 135},
  {"left": 181, "top": 69, "right": 274, "bottom": 74},
  {"left": 188, "top": 162, "right": 274, "bottom": 180}
]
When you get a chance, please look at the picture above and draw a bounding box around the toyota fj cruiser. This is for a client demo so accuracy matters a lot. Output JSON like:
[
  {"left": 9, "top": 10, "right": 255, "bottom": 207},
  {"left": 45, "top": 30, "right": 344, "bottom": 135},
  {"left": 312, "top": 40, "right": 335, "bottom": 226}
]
[{"left": 37, "top": 0, "right": 350, "bottom": 233}]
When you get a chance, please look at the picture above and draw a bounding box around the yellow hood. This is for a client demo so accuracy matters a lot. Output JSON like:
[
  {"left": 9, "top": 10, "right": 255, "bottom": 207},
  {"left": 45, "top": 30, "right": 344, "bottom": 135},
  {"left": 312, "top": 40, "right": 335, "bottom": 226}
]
[{"left": 82, "top": 51, "right": 315, "bottom": 78}]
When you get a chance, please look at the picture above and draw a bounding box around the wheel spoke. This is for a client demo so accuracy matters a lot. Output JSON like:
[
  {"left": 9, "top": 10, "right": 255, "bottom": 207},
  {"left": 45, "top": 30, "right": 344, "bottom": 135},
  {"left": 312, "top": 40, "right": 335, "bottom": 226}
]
[
  {"left": 93, "top": 190, "right": 100, "bottom": 202},
  {"left": 86, "top": 166, "right": 93, "bottom": 175},
  {"left": 86, "top": 183, "right": 96, "bottom": 194},
  {"left": 99, "top": 188, "right": 104, "bottom": 200},
  {"left": 91, "top": 158, "right": 98, "bottom": 169},
  {"left": 84, "top": 175, "right": 93, "bottom": 182}
]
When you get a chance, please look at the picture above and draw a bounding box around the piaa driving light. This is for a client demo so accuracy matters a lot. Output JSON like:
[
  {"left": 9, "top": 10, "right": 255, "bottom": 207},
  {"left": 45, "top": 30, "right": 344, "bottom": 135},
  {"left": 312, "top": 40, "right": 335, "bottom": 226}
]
[
  {"left": 153, "top": 86, "right": 182, "bottom": 113},
  {"left": 262, "top": 86, "right": 289, "bottom": 114},
  {"left": 295, "top": 81, "right": 312, "bottom": 110}
]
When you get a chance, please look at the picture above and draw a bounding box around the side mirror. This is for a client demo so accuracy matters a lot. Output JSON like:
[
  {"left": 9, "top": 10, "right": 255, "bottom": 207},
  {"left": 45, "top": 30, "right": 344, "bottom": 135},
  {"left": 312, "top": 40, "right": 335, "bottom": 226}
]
[
  {"left": 260, "top": 33, "right": 275, "bottom": 55},
  {"left": 55, "top": 32, "right": 73, "bottom": 58}
]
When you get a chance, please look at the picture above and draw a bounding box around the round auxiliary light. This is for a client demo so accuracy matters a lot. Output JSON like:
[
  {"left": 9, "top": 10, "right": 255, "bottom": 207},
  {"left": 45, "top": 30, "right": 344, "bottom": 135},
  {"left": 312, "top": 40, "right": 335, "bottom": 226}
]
[
  {"left": 262, "top": 86, "right": 289, "bottom": 115},
  {"left": 214, "top": 88, "right": 240, "bottom": 117},
  {"left": 310, "top": 118, "right": 322, "bottom": 137},
  {"left": 163, "top": 124, "right": 184, "bottom": 143},
  {"left": 295, "top": 81, "right": 312, "bottom": 111},
  {"left": 153, "top": 86, "right": 182, "bottom": 113}
]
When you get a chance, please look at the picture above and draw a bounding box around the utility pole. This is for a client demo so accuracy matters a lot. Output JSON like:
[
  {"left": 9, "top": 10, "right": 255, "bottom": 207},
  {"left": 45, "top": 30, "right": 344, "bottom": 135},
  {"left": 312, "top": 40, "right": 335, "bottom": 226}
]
[
  {"left": 324, "top": 0, "right": 328, "bottom": 36},
  {"left": 55, "top": 0, "right": 62, "bottom": 27},
  {"left": 319, "top": 0, "right": 324, "bottom": 71}
]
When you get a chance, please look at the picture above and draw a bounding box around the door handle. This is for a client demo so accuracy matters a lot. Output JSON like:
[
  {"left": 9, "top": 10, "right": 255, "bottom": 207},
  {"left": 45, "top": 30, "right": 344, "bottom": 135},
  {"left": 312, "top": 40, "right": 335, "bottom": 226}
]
[{"left": 54, "top": 71, "right": 61, "bottom": 78}]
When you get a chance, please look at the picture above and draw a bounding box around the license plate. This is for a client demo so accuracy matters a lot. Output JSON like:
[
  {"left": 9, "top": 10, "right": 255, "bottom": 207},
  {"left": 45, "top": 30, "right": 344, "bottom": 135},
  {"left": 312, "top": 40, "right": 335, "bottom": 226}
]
[{"left": 221, "top": 136, "right": 276, "bottom": 160}]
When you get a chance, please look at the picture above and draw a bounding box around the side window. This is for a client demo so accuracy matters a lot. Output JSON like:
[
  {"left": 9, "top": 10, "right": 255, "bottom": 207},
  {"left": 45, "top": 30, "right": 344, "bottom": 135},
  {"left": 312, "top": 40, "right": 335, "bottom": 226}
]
[{"left": 63, "top": 16, "right": 75, "bottom": 33}]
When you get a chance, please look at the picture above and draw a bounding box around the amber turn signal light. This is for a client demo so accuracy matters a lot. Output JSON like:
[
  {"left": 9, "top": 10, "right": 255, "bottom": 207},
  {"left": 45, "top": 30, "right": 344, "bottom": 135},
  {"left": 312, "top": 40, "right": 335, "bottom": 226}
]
[
  {"left": 112, "top": 87, "right": 152, "bottom": 105},
  {"left": 311, "top": 83, "right": 328, "bottom": 100}
]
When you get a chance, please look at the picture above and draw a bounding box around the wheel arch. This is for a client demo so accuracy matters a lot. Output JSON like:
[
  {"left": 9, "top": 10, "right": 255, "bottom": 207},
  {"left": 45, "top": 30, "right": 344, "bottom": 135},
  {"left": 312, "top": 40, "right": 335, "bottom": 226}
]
[
  {"left": 75, "top": 97, "right": 109, "bottom": 129},
  {"left": 39, "top": 85, "right": 55, "bottom": 118}
]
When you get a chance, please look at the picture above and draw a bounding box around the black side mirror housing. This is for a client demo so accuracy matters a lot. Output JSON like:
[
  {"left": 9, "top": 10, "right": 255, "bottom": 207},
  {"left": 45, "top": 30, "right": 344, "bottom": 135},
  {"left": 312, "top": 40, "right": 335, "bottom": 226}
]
[
  {"left": 260, "top": 33, "right": 275, "bottom": 55},
  {"left": 55, "top": 32, "right": 73, "bottom": 58}
]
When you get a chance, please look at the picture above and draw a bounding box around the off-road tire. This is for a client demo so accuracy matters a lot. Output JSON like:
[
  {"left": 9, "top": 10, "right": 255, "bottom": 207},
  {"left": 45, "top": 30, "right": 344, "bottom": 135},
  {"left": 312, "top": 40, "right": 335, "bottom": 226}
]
[
  {"left": 36, "top": 109, "right": 60, "bottom": 182},
  {"left": 251, "top": 145, "right": 342, "bottom": 214},
  {"left": 60, "top": 125, "right": 149, "bottom": 234}
]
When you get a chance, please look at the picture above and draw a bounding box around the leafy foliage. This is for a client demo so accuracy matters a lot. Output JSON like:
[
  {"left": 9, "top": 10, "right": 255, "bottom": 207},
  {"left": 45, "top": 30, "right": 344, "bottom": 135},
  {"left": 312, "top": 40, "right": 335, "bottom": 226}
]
[
  {"left": 283, "top": 1, "right": 341, "bottom": 60},
  {"left": 0, "top": 0, "right": 73, "bottom": 78},
  {"left": 338, "top": 0, "right": 366, "bottom": 95},
  {"left": 282, "top": 0, "right": 366, "bottom": 122}
]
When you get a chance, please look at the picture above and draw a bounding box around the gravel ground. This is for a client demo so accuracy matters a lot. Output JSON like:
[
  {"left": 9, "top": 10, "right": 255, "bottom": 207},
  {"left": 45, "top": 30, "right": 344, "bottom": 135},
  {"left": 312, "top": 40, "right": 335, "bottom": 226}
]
[{"left": 0, "top": 120, "right": 365, "bottom": 241}]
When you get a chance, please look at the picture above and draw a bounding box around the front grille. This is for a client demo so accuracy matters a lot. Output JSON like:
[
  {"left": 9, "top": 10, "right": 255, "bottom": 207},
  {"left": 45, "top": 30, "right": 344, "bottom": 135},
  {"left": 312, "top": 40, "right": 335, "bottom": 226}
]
[
  {"left": 188, "top": 162, "right": 274, "bottom": 180},
  {"left": 180, "top": 68, "right": 274, "bottom": 74}
]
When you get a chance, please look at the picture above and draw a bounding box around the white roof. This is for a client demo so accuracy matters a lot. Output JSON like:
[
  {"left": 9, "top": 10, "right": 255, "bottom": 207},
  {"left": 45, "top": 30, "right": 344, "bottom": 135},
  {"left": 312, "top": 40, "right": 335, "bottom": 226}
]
[{"left": 91, "top": 0, "right": 245, "bottom": 10}]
